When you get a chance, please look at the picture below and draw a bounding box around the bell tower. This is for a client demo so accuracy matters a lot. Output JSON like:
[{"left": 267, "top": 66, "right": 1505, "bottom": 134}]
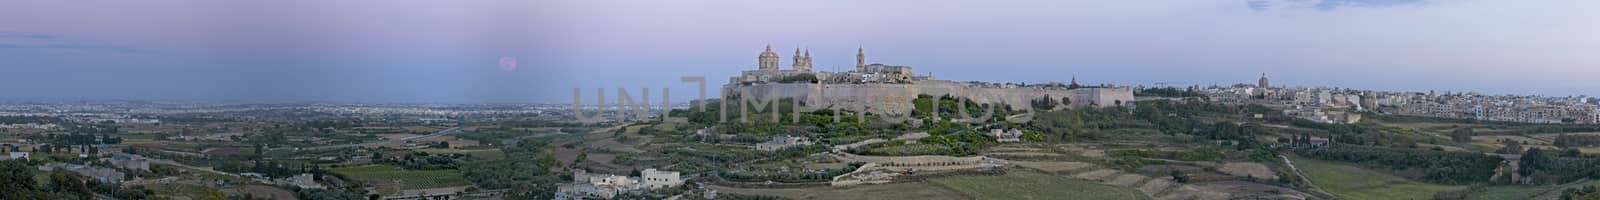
[
  {"left": 795, "top": 48, "right": 813, "bottom": 72},
  {"left": 855, "top": 47, "right": 866, "bottom": 72}
]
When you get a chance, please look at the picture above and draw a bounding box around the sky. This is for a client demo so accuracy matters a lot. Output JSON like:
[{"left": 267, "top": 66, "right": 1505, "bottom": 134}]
[{"left": 0, "top": 0, "right": 1596, "bottom": 103}]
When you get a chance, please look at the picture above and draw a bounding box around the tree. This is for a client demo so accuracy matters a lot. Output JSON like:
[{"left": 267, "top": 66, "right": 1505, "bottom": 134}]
[
  {"left": 1520, "top": 147, "right": 1545, "bottom": 177},
  {"left": 1030, "top": 95, "right": 1059, "bottom": 111},
  {"left": 572, "top": 152, "right": 587, "bottom": 167},
  {"left": 1170, "top": 170, "right": 1190, "bottom": 183},
  {"left": 47, "top": 171, "right": 91, "bottom": 198},
  {"left": 1498, "top": 139, "right": 1525, "bottom": 154},
  {"left": 1450, "top": 128, "right": 1474, "bottom": 143},
  {"left": 0, "top": 160, "right": 37, "bottom": 199}
]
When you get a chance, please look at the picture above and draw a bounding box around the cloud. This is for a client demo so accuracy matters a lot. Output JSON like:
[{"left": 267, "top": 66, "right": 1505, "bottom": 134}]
[
  {"left": 1247, "top": 0, "right": 1273, "bottom": 11},
  {"left": 1247, "top": 0, "right": 1427, "bottom": 11},
  {"left": 1315, "top": 0, "right": 1426, "bottom": 10},
  {"left": 0, "top": 43, "right": 153, "bottom": 54},
  {"left": 0, "top": 31, "right": 155, "bottom": 54}
]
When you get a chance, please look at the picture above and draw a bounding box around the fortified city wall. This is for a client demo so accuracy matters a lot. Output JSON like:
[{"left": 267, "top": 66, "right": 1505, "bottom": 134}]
[{"left": 721, "top": 81, "right": 1134, "bottom": 116}]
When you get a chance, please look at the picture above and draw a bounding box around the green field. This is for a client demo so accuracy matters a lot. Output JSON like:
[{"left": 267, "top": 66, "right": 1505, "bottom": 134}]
[
  {"left": 418, "top": 148, "right": 505, "bottom": 160},
  {"left": 1437, "top": 179, "right": 1600, "bottom": 200},
  {"left": 711, "top": 182, "right": 968, "bottom": 200},
  {"left": 329, "top": 165, "right": 471, "bottom": 189},
  {"left": 930, "top": 171, "right": 1149, "bottom": 200},
  {"left": 1290, "top": 156, "right": 1465, "bottom": 200}
]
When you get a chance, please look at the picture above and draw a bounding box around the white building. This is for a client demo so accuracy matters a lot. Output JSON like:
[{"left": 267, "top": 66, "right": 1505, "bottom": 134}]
[
  {"left": 989, "top": 129, "right": 1023, "bottom": 142},
  {"left": 558, "top": 168, "right": 683, "bottom": 200},
  {"left": 641, "top": 168, "right": 682, "bottom": 189},
  {"left": 755, "top": 135, "right": 814, "bottom": 151},
  {"left": 590, "top": 174, "right": 634, "bottom": 187},
  {"left": 275, "top": 173, "right": 324, "bottom": 189},
  {"left": 0, "top": 152, "right": 28, "bottom": 160}
]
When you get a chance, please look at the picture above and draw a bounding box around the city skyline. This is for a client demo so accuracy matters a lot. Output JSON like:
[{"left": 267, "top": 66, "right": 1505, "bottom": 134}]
[
  {"left": 7, "top": 2, "right": 1600, "bottom": 199},
  {"left": 1, "top": 0, "right": 1597, "bottom": 103}
]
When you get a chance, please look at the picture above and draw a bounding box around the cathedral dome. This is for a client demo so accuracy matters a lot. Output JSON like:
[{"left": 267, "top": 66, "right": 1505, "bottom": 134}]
[{"left": 1258, "top": 73, "right": 1270, "bottom": 88}]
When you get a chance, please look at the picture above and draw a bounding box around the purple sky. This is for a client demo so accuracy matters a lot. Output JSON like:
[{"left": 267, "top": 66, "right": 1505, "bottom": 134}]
[{"left": 1, "top": 0, "right": 1596, "bottom": 103}]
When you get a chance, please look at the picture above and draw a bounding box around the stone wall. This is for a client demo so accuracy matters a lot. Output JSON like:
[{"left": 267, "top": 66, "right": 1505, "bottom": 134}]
[{"left": 721, "top": 81, "right": 1135, "bottom": 116}]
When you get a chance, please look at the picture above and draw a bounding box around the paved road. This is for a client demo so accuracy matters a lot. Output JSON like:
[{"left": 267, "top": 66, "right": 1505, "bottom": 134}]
[{"left": 277, "top": 127, "right": 463, "bottom": 151}]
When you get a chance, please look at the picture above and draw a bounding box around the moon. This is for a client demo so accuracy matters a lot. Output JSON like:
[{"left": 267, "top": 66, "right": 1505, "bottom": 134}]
[{"left": 498, "top": 56, "right": 518, "bottom": 72}]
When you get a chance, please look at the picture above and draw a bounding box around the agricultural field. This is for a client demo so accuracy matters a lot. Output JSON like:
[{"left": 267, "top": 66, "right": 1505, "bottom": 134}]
[
  {"left": 1432, "top": 179, "right": 1600, "bottom": 200},
  {"left": 862, "top": 143, "right": 951, "bottom": 156},
  {"left": 401, "top": 126, "right": 443, "bottom": 133},
  {"left": 1527, "top": 132, "right": 1600, "bottom": 141},
  {"left": 930, "top": 171, "right": 1149, "bottom": 200},
  {"left": 1417, "top": 143, "right": 1468, "bottom": 152},
  {"left": 329, "top": 164, "right": 471, "bottom": 190},
  {"left": 710, "top": 182, "right": 968, "bottom": 200},
  {"left": 1527, "top": 132, "right": 1600, "bottom": 153},
  {"left": 1470, "top": 135, "right": 1562, "bottom": 151},
  {"left": 1008, "top": 160, "right": 1094, "bottom": 173},
  {"left": 417, "top": 148, "right": 505, "bottom": 160},
  {"left": 143, "top": 182, "right": 226, "bottom": 200},
  {"left": 1218, "top": 162, "right": 1277, "bottom": 179},
  {"left": 1290, "top": 156, "right": 1465, "bottom": 200}
]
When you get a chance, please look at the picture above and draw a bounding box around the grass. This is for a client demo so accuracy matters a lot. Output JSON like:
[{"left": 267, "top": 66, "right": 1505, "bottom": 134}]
[
  {"left": 418, "top": 148, "right": 505, "bottom": 160},
  {"left": 402, "top": 126, "right": 443, "bottom": 133},
  {"left": 1440, "top": 179, "right": 1600, "bottom": 200},
  {"left": 930, "top": 171, "right": 1149, "bottom": 200},
  {"left": 329, "top": 164, "right": 471, "bottom": 189},
  {"left": 1290, "top": 156, "right": 1465, "bottom": 200},
  {"left": 1464, "top": 185, "right": 1562, "bottom": 200},
  {"left": 1007, "top": 161, "right": 1093, "bottom": 173},
  {"left": 143, "top": 182, "right": 220, "bottom": 199},
  {"left": 710, "top": 182, "right": 968, "bottom": 200},
  {"left": 863, "top": 143, "right": 952, "bottom": 156}
]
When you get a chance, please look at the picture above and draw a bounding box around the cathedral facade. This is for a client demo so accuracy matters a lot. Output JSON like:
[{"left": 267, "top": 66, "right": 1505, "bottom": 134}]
[{"left": 733, "top": 45, "right": 928, "bottom": 85}]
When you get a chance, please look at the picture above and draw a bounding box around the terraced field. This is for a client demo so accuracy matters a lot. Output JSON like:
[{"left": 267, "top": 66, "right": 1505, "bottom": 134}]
[
  {"left": 329, "top": 165, "right": 471, "bottom": 190},
  {"left": 1008, "top": 160, "right": 1093, "bottom": 173},
  {"left": 710, "top": 182, "right": 968, "bottom": 200},
  {"left": 932, "top": 171, "right": 1149, "bottom": 200},
  {"left": 1289, "top": 156, "right": 1464, "bottom": 200}
]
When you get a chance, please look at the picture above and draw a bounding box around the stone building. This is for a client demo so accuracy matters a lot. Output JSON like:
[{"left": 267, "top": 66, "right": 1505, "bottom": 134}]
[
  {"left": 557, "top": 168, "right": 683, "bottom": 200},
  {"left": 758, "top": 45, "right": 780, "bottom": 70},
  {"left": 0, "top": 152, "right": 27, "bottom": 160},
  {"left": 640, "top": 168, "right": 682, "bottom": 189},
  {"left": 989, "top": 129, "right": 1023, "bottom": 142},
  {"left": 1258, "top": 73, "right": 1270, "bottom": 89},
  {"left": 106, "top": 154, "right": 150, "bottom": 172},
  {"left": 755, "top": 135, "right": 813, "bottom": 151},
  {"left": 792, "top": 48, "right": 813, "bottom": 72},
  {"left": 725, "top": 44, "right": 1135, "bottom": 118}
]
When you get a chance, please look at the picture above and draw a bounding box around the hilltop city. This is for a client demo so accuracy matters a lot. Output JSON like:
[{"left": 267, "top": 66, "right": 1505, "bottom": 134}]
[{"left": 5, "top": 46, "right": 1600, "bottom": 200}]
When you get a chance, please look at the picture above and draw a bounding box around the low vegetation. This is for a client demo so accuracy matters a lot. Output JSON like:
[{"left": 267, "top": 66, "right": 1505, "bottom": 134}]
[
  {"left": 1293, "top": 145, "right": 1499, "bottom": 184},
  {"left": 930, "top": 171, "right": 1149, "bottom": 200},
  {"left": 1290, "top": 156, "right": 1465, "bottom": 200},
  {"left": 328, "top": 164, "right": 471, "bottom": 190}
]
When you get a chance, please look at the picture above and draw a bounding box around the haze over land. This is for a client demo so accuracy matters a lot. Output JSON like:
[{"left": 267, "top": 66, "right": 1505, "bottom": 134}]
[
  {"left": 1, "top": 0, "right": 1596, "bottom": 103},
  {"left": 14, "top": 1, "right": 1600, "bottom": 200}
]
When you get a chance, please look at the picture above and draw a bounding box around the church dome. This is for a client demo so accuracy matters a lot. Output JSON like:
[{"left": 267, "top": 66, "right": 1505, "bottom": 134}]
[{"left": 1258, "top": 73, "right": 1270, "bottom": 88}]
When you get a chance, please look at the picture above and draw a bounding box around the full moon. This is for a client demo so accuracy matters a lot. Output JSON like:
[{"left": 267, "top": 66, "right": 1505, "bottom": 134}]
[{"left": 498, "top": 56, "right": 518, "bottom": 72}]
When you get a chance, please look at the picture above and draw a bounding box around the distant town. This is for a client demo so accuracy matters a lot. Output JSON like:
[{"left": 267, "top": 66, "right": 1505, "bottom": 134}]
[{"left": 7, "top": 46, "right": 1600, "bottom": 200}]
